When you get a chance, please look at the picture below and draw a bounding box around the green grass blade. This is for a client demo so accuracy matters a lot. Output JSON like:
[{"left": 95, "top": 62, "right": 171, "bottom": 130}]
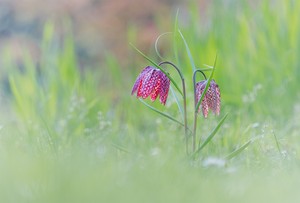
[
  {"left": 178, "top": 29, "right": 196, "bottom": 72},
  {"left": 225, "top": 140, "right": 252, "bottom": 160},
  {"left": 170, "top": 86, "right": 184, "bottom": 120},
  {"left": 199, "top": 68, "right": 214, "bottom": 72},
  {"left": 8, "top": 75, "right": 24, "bottom": 117},
  {"left": 130, "top": 43, "right": 183, "bottom": 96},
  {"left": 202, "top": 64, "right": 214, "bottom": 69},
  {"left": 193, "top": 113, "right": 228, "bottom": 155},
  {"left": 195, "top": 54, "right": 218, "bottom": 112},
  {"left": 39, "top": 116, "right": 57, "bottom": 154},
  {"left": 272, "top": 132, "right": 282, "bottom": 154},
  {"left": 139, "top": 99, "right": 184, "bottom": 127},
  {"left": 173, "top": 9, "right": 180, "bottom": 65},
  {"left": 111, "top": 143, "right": 130, "bottom": 153}
]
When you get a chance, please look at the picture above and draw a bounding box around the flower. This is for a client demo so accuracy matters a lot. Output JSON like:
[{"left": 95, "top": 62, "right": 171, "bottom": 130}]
[
  {"left": 131, "top": 66, "right": 170, "bottom": 105},
  {"left": 195, "top": 79, "right": 221, "bottom": 118}
]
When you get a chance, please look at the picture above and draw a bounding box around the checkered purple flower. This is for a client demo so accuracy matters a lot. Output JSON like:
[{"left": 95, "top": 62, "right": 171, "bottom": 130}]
[
  {"left": 131, "top": 66, "right": 170, "bottom": 105},
  {"left": 195, "top": 79, "right": 221, "bottom": 118}
]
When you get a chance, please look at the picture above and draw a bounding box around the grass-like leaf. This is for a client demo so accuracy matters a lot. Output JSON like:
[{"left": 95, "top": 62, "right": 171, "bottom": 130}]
[
  {"left": 272, "top": 132, "right": 282, "bottom": 154},
  {"left": 173, "top": 9, "right": 180, "bottom": 65},
  {"left": 225, "top": 140, "right": 252, "bottom": 160},
  {"left": 178, "top": 29, "right": 196, "bottom": 72},
  {"left": 139, "top": 99, "right": 184, "bottom": 127},
  {"left": 202, "top": 64, "right": 214, "bottom": 69},
  {"left": 130, "top": 43, "right": 183, "bottom": 96},
  {"left": 170, "top": 86, "right": 184, "bottom": 120},
  {"left": 193, "top": 113, "right": 228, "bottom": 156},
  {"left": 8, "top": 76, "right": 24, "bottom": 116},
  {"left": 111, "top": 143, "right": 130, "bottom": 153}
]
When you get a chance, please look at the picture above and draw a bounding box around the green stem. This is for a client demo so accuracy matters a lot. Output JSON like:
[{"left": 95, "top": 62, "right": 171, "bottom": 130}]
[
  {"left": 158, "top": 61, "right": 188, "bottom": 154},
  {"left": 192, "top": 69, "right": 207, "bottom": 153}
]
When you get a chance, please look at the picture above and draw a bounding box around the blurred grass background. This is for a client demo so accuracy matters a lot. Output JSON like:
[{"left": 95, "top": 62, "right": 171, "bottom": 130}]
[{"left": 0, "top": 0, "right": 300, "bottom": 202}]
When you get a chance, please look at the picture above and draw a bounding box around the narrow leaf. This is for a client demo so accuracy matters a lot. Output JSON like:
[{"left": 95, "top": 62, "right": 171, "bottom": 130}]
[
  {"left": 178, "top": 29, "right": 196, "bottom": 72},
  {"left": 225, "top": 140, "right": 252, "bottom": 160},
  {"left": 130, "top": 44, "right": 183, "bottom": 96},
  {"left": 39, "top": 116, "right": 57, "bottom": 153},
  {"left": 173, "top": 9, "right": 180, "bottom": 65},
  {"left": 139, "top": 99, "right": 184, "bottom": 127},
  {"left": 170, "top": 86, "right": 184, "bottom": 119},
  {"left": 272, "top": 132, "right": 282, "bottom": 154},
  {"left": 111, "top": 143, "right": 130, "bottom": 153},
  {"left": 202, "top": 64, "right": 214, "bottom": 69},
  {"left": 194, "top": 113, "right": 228, "bottom": 155}
]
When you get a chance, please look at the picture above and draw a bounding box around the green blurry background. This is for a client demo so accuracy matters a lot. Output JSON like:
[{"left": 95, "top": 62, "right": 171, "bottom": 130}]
[{"left": 0, "top": 0, "right": 300, "bottom": 202}]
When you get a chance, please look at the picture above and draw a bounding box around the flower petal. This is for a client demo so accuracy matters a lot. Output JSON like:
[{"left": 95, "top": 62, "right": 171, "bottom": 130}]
[
  {"left": 137, "top": 68, "right": 154, "bottom": 98},
  {"left": 159, "top": 72, "right": 170, "bottom": 105},
  {"left": 142, "top": 69, "right": 160, "bottom": 99},
  {"left": 195, "top": 80, "right": 207, "bottom": 113},
  {"left": 131, "top": 66, "right": 152, "bottom": 95},
  {"left": 211, "top": 80, "right": 221, "bottom": 115},
  {"left": 206, "top": 80, "right": 221, "bottom": 115},
  {"left": 150, "top": 73, "right": 161, "bottom": 101},
  {"left": 202, "top": 96, "right": 209, "bottom": 118}
]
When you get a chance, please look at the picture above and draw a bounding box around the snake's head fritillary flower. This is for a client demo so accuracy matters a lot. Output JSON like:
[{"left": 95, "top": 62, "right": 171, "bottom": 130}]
[
  {"left": 131, "top": 66, "right": 170, "bottom": 105},
  {"left": 195, "top": 79, "right": 221, "bottom": 118}
]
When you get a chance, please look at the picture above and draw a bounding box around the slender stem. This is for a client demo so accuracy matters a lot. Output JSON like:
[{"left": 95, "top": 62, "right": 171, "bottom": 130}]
[
  {"left": 158, "top": 61, "right": 188, "bottom": 154},
  {"left": 192, "top": 69, "right": 207, "bottom": 153},
  {"left": 182, "top": 80, "right": 188, "bottom": 154},
  {"left": 196, "top": 70, "right": 207, "bottom": 80}
]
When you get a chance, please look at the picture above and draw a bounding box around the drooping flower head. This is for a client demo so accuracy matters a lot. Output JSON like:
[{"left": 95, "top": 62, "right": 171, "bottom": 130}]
[
  {"left": 195, "top": 79, "right": 221, "bottom": 118},
  {"left": 131, "top": 66, "right": 170, "bottom": 105}
]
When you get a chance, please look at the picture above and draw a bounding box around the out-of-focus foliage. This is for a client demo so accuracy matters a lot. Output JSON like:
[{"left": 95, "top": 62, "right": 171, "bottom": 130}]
[{"left": 0, "top": 0, "right": 183, "bottom": 67}]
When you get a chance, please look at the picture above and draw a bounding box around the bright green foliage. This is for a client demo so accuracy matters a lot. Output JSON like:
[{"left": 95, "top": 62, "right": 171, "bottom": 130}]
[{"left": 6, "top": 21, "right": 105, "bottom": 153}]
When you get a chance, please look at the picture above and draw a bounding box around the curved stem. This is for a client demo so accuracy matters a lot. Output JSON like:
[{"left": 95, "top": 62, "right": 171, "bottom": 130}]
[
  {"left": 155, "top": 32, "right": 172, "bottom": 61},
  {"left": 159, "top": 61, "right": 188, "bottom": 154},
  {"left": 192, "top": 69, "right": 207, "bottom": 152},
  {"left": 158, "top": 61, "right": 184, "bottom": 80},
  {"left": 195, "top": 69, "right": 207, "bottom": 80}
]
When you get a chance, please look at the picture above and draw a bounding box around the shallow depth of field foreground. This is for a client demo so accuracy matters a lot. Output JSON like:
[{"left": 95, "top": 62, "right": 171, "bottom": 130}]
[{"left": 0, "top": 0, "right": 300, "bottom": 202}]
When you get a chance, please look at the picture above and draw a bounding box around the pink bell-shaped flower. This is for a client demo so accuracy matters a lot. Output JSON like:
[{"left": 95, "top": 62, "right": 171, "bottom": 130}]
[
  {"left": 195, "top": 79, "right": 221, "bottom": 118},
  {"left": 131, "top": 66, "right": 170, "bottom": 105}
]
